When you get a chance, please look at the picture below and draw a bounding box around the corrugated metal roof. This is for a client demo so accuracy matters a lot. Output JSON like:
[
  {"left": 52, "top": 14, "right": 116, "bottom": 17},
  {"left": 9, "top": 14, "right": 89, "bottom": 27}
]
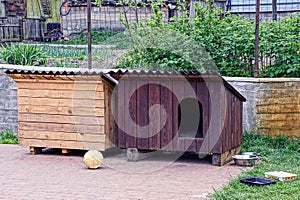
[
  {"left": 109, "top": 69, "right": 246, "bottom": 102},
  {"left": 109, "top": 69, "right": 218, "bottom": 77},
  {"left": 0, "top": 64, "right": 125, "bottom": 75},
  {"left": 1, "top": 65, "right": 214, "bottom": 76},
  {"left": 0, "top": 65, "right": 245, "bottom": 101}
]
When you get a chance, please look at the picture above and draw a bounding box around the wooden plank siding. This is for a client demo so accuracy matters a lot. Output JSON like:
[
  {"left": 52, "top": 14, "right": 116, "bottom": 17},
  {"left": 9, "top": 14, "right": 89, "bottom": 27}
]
[
  {"left": 117, "top": 78, "right": 126, "bottom": 148},
  {"left": 172, "top": 80, "right": 185, "bottom": 152},
  {"left": 196, "top": 81, "right": 210, "bottom": 153},
  {"left": 125, "top": 79, "right": 137, "bottom": 148},
  {"left": 136, "top": 80, "right": 149, "bottom": 149},
  {"left": 117, "top": 75, "right": 244, "bottom": 155},
  {"left": 160, "top": 81, "right": 173, "bottom": 151},
  {"left": 148, "top": 83, "right": 161, "bottom": 150},
  {"left": 9, "top": 74, "right": 116, "bottom": 151}
]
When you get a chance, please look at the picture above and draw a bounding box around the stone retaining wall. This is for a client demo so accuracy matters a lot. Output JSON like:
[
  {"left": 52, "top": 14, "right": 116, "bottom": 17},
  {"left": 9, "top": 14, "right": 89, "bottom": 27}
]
[
  {"left": 0, "top": 70, "right": 18, "bottom": 134},
  {"left": 226, "top": 77, "right": 300, "bottom": 138}
]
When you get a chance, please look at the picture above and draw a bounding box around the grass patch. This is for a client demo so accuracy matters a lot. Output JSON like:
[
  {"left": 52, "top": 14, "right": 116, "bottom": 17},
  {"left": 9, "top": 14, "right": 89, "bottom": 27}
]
[
  {"left": 212, "top": 133, "right": 300, "bottom": 199},
  {"left": 0, "top": 130, "right": 18, "bottom": 144},
  {"left": 54, "top": 30, "right": 120, "bottom": 45}
]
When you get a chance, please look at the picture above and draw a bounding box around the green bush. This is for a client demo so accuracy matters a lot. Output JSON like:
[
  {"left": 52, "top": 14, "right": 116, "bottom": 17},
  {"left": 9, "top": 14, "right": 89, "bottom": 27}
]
[
  {"left": 0, "top": 44, "right": 47, "bottom": 66},
  {"left": 260, "top": 15, "right": 300, "bottom": 77},
  {"left": 117, "top": 0, "right": 300, "bottom": 77},
  {"left": 0, "top": 130, "right": 18, "bottom": 144}
]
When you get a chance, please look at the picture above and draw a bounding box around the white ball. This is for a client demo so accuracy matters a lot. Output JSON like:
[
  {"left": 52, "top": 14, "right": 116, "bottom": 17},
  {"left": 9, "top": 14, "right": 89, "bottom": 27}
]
[{"left": 83, "top": 150, "right": 104, "bottom": 169}]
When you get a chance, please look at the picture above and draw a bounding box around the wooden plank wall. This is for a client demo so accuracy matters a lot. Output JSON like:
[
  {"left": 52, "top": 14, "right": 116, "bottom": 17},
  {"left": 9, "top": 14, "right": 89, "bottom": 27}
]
[
  {"left": 220, "top": 87, "right": 243, "bottom": 153},
  {"left": 10, "top": 74, "right": 112, "bottom": 151},
  {"left": 103, "top": 80, "right": 117, "bottom": 149},
  {"left": 118, "top": 78, "right": 218, "bottom": 153},
  {"left": 0, "top": 17, "right": 21, "bottom": 42},
  {"left": 22, "top": 18, "right": 43, "bottom": 41}
]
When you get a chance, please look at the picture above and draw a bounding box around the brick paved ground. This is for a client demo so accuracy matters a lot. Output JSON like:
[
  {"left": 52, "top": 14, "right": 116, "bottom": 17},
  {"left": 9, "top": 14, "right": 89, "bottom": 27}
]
[{"left": 0, "top": 144, "right": 243, "bottom": 200}]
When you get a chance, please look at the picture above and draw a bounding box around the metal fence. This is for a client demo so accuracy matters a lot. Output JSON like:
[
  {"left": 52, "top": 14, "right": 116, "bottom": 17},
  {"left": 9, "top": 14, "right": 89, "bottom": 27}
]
[
  {"left": 1, "top": 0, "right": 299, "bottom": 42},
  {"left": 227, "top": 0, "right": 300, "bottom": 20}
]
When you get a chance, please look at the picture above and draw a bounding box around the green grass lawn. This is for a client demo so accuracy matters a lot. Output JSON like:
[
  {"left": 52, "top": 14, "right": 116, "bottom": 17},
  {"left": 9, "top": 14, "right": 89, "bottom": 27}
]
[
  {"left": 212, "top": 133, "right": 300, "bottom": 199},
  {"left": 0, "top": 130, "right": 18, "bottom": 144}
]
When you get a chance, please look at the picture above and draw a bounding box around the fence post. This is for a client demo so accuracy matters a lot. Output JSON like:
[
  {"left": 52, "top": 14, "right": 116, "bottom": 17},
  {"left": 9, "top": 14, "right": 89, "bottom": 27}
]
[
  {"left": 87, "top": 0, "right": 92, "bottom": 69},
  {"left": 272, "top": 0, "right": 277, "bottom": 20},
  {"left": 254, "top": 0, "right": 260, "bottom": 78}
]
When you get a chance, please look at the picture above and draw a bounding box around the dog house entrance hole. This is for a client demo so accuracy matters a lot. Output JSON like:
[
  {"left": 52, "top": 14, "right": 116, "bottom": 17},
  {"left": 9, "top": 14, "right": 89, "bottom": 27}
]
[{"left": 178, "top": 98, "right": 203, "bottom": 138}]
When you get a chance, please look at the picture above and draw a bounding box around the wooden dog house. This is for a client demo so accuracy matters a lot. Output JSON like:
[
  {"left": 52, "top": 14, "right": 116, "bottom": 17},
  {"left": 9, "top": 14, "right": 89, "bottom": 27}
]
[
  {"left": 111, "top": 70, "right": 246, "bottom": 165},
  {"left": 5, "top": 66, "right": 117, "bottom": 154}
]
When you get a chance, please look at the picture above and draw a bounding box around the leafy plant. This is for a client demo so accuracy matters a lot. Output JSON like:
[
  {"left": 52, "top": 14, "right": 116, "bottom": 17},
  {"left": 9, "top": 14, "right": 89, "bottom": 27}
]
[
  {"left": 0, "top": 44, "right": 47, "bottom": 66},
  {"left": 260, "top": 14, "right": 300, "bottom": 78},
  {"left": 117, "top": 0, "right": 300, "bottom": 77},
  {"left": 212, "top": 133, "right": 300, "bottom": 199},
  {"left": 0, "top": 130, "right": 18, "bottom": 144}
]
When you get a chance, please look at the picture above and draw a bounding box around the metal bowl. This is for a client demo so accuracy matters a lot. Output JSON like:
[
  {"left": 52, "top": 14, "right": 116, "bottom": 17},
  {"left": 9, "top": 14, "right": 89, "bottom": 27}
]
[
  {"left": 242, "top": 152, "right": 260, "bottom": 157},
  {"left": 232, "top": 155, "right": 258, "bottom": 166}
]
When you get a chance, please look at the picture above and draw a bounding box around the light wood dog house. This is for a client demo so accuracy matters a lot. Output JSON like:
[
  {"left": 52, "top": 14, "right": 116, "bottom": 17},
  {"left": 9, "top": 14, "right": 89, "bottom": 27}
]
[
  {"left": 5, "top": 66, "right": 117, "bottom": 154},
  {"left": 111, "top": 70, "right": 246, "bottom": 166}
]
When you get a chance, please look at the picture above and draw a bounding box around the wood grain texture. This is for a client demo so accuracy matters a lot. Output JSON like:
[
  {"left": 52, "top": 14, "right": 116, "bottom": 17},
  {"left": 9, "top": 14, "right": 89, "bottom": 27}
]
[
  {"left": 19, "top": 97, "right": 105, "bottom": 108},
  {"left": 137, "top": 81, "right": 149, "bottom": 149},
  {"left": 18, "top": 89, "right": 104, "bottom": 99},
  {"left": 19, "top": 105, "right": 104, "bottom": 116},
  {"left": 196, "top": 81, "right": 210, "bottom": 152},
  {"left": 160, "top": 81, "right": 173, "bottom": 151},
  {"left": 125, "top": 80, "right": 137, "bottom": 148},
  {"left": 19, "top": 113, "right": 105, "bottom": 125},
  {"left": 16, "top": 80, "right": 104, "bottom": 91},
  {"left": 172, "top": 80, "right": 185, "bottom": 152},
  {"left": 12, "top": 75, "right": 115, "bottom": 151},
  {"left": 19, "top": 130, "right": 105, "bottom": 142},
  {"left": 19, "top": 122, "right": 105, "bottom": 134},
  {"left": 148, "top": 83, "right": 161, "bottom": 150},
  {"left": 117, "top": 79, "right": 126, "bottom": 148},
  {"left": 19, "top": 138, "right": 106, "bottom": 151}
]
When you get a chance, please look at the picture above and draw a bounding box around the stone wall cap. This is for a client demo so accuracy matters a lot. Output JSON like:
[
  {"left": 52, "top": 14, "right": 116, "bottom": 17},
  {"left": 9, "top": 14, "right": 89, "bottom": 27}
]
[{"left": 224, "top": 77, "right": 300, "bottom": 83}]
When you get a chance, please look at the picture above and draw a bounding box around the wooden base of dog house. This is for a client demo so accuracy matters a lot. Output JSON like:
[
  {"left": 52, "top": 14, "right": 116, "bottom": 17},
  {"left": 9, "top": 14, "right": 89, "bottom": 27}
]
[
  {"left": 29, "top": 146, "right": 74, "bottom": 155},
  {"left": 30, "top": 147, "right": 43, "bottom": 155},
  {"left": 212, "top": 146, "right": 241, "bottom": 166}
]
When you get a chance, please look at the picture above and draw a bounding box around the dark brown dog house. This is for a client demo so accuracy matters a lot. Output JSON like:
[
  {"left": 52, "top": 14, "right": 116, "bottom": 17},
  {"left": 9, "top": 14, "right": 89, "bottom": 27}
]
[{"left": 111, "top": 70, "right": 246, "bottom": 166}]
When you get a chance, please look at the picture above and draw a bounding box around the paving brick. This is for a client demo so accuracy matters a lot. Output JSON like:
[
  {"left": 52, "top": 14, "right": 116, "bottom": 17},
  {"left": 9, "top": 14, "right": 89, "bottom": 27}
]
[{"left": 0, "top": 144, "right": 243, "bottom": 200}]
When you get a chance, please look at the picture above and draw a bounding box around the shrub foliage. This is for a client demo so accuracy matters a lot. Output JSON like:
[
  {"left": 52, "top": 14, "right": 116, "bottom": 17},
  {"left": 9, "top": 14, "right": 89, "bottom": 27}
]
[
  {"left": 0, "top": 44, "right": 47, "bottom": 66},
  {"left": 117, "top": 0, "right": 300, "bottom": 77}
]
